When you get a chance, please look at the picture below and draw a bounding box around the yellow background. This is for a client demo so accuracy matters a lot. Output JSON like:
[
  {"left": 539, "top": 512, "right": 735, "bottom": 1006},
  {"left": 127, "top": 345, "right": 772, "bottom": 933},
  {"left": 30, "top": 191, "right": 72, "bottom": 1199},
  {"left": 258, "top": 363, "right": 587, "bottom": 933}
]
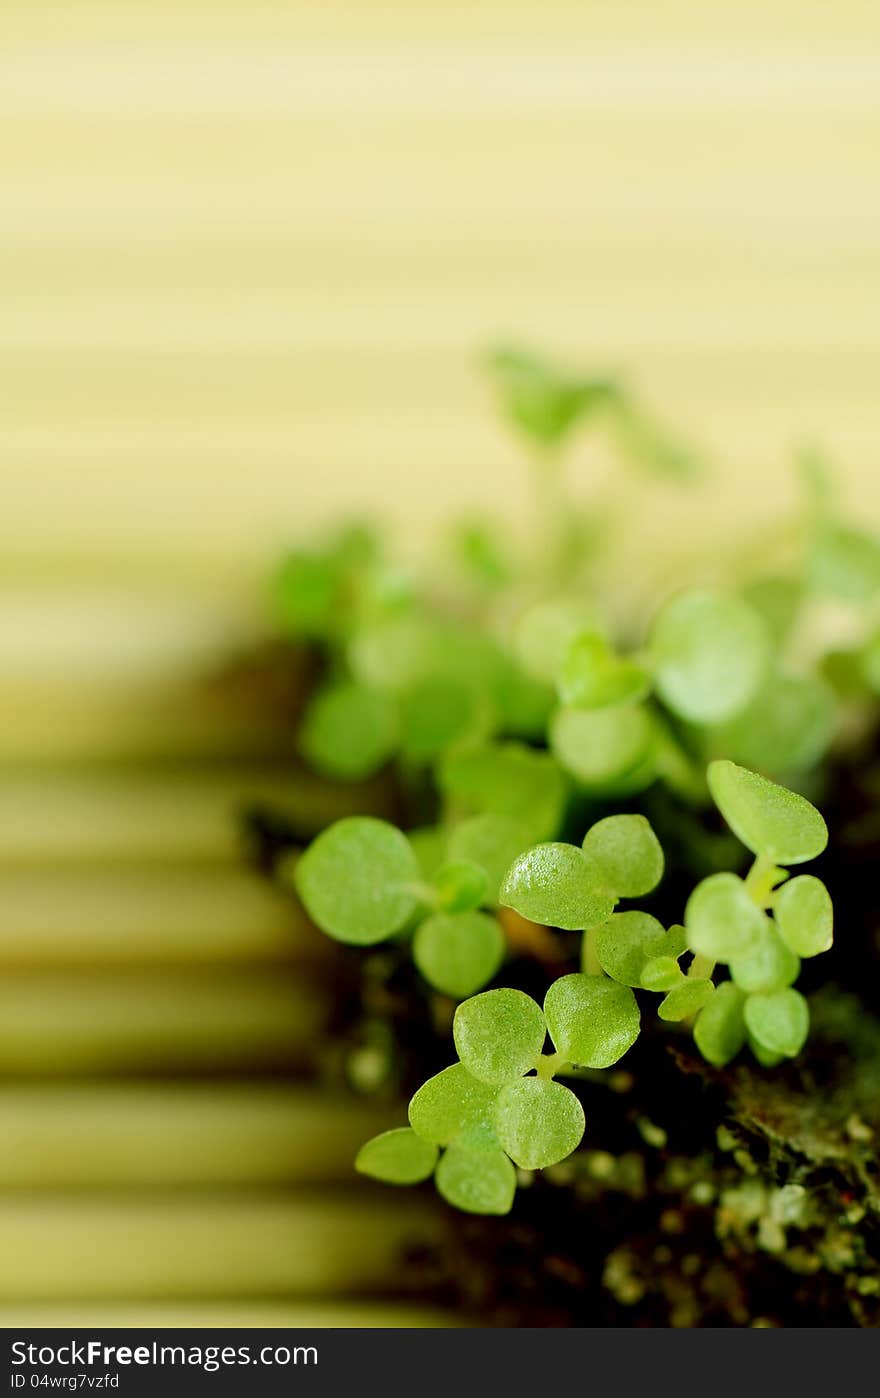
[
  {"left": 4, "top": 0, "right": 880, "bottom": 591},
  {"left": 2, "top": 0, "right": 879, "bottom": 1325}
]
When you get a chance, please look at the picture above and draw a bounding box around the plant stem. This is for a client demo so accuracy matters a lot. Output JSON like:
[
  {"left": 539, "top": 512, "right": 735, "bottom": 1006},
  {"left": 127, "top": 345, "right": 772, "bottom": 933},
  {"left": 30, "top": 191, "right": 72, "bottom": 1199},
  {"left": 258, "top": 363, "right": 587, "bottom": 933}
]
[
  {"left": 744, "top": 853, "right": 778, "bottom": 909},
  {"left": 582, "top": 926, "right": 603, "bottom": 976},
  {"left": 536, "top": 1051, "right": 567, "bottom": 1081}
]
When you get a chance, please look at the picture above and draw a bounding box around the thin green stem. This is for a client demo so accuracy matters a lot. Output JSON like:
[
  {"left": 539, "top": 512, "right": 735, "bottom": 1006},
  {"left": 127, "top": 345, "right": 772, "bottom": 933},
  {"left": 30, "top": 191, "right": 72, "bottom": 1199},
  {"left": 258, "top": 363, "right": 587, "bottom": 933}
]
[
  {"left": 744, "top": 853, "right": 778, "bottom": 909},
  {"left": 536, "top": 1051, "right": 567, "bottom": 1082},
  {"left": 582, "top": 926, "right": 603, "bottom": 976}
]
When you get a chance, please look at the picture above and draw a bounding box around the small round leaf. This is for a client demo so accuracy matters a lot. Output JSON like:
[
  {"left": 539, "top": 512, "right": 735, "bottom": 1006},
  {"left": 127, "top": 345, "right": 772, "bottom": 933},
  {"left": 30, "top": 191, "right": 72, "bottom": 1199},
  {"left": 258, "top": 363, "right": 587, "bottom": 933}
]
[
  {"left": 809, "top": 524, "right": 880, "bottom": 604},
  {"left": 543, "top": 973, "right": 640, "bottom": 1068},
  {"left": 493, "top": 1078, "right": 585, "bottom": 1170},
  {"left": 293, "top": 817, "right": 420, "bottom": 945},
  {"left": 712, "top": 670, "right": 835, "bottom": 775},
  {"left": 748, "top": 1034, "right": 785, "bottom": 1068},
  {"left": 658, "top": 978, "right": 714, "bottom": 1022},
  {"left": 413, "top": 911, "right": 505, "bottom": 999},
  {"left": 298, "top": 681, "right": 398, "bottom": 780},
  {"left": 685, "top": 872, "right": 765, "bottom": 960},
  {"left": 707, "top": 760, "right": 828, "bottom": 865},
  {"left": 649, "top": 587, "right": 769, "bottom": 724},
  {"left": 640, "top": 956, "right": 684, "bottom": 992},
  {"left": 550, "top": 704, "right": 656, "bottom": 791},
  {"left": 432, "top": 860, "right": 490, "bottom": 914},
  {"left": 582, "top": 814, "right": 664, "bottom": 898},
  {"left": 448, "top": 813, "right": 531, "bottom": 904},
  {"left": 594, "top": 911, "right": 669, "bottom": 987},
  {"left": 408, "top": 1064, "right": 500, "bottom": 1150},
  {"left": 558, "top": 633, "right": 651, "bottom": 709},
  {"left": 453, "top": 989, "right": 546, "bottom": 1085},
  {"left": 744, "top": 988, "right": 809, "bottom": 1059},
  {"left": 439, "top": 743, "right": 567, "bottom": 844},
  {"left": 399, "top": 677, "right": 476, "bottom": 764},
  {"left": 408, "top": 825, "right": 447, "bottom": 879},
  {"left": 513, "top": 597, "right": 600, "bottom": 683},
  {"left": 774, "top": 875, "right": 833, "bottom": 957},
  {"left": 693, "top": 981, "right": 747, "bottom": 1066},
  {"left": 729, "top": 920, "right": 800, "bottom": 994},
  {"left": 500, "top": 843, "right": 616, "bottom": 931},
  {"left": 355, "top": 1128, "right": 438, "bottom": 1184},
  {"left": 435, "top": 1144, "right": 516, "bottom": 1215}
]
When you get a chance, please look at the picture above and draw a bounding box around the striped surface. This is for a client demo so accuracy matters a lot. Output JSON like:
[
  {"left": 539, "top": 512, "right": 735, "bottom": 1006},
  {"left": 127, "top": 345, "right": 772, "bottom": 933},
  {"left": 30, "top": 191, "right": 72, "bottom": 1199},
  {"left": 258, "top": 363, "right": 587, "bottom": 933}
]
[
  {"left": 3, "top": 0, "right": 880, "bottom": 596},
  {"left": 0, "top": 596, "right": 447, "bottom": 1324}
]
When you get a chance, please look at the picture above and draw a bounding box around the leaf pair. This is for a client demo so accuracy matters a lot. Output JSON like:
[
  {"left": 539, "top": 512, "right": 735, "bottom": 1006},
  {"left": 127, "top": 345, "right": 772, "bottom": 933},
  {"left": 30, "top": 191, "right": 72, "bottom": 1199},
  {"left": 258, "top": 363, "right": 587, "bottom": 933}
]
[
  {"left": 454, "top": 981, "right": 639, "bottom": 1084},
  {"left": 500, "top": 814, "right": 664, "bottom": 930},
  {"left": 694, "top": 982, "right": 810, "bottom": 1067},
  {"left": 687, "top": 761, "right": 830, "bottom": 1066},
  {"left": 292, "top": 816, "right": 505, "bottom": 998},
  {"left": 358, "top": 975, "right": 640, "bottom": 1214}
]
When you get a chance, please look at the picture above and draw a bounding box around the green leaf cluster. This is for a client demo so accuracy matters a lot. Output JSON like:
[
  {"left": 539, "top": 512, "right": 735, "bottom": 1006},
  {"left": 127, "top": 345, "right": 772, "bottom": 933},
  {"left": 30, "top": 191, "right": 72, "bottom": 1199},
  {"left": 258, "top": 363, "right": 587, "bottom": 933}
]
[
  {"left": 359, "top": 976, "right": 640, "bottom": 1213},
  {"left": 262, "top": 351, "right": 867, "bottom": 1216}
]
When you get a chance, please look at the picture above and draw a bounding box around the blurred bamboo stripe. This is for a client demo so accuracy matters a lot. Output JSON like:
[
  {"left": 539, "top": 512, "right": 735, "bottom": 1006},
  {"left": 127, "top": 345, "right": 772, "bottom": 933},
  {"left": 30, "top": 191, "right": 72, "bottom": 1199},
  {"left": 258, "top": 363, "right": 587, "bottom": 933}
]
[
  {"left": 0, "top": 867, "right": 321, "bottom": 967},
  {"left": 0, "top": 1193, "right": 443, "bottom": 1302},
  {"left": 0, "top": 972, "right": 326, "bottom": 1075},
  {"left": 3, "top": 0, "right": 880, "bottom": 580},
  {"left": 0, "top": 1302, "right": 459, "bottom": 1328},
  {"left": 0, "top": 1085, "right": 391, "bottom": 1187},
  {"left": 0, "top": 677, "right": 292, "bottom": 764},
  {"left": 0, "top": 766, "right": 389, "bottom": 867}
]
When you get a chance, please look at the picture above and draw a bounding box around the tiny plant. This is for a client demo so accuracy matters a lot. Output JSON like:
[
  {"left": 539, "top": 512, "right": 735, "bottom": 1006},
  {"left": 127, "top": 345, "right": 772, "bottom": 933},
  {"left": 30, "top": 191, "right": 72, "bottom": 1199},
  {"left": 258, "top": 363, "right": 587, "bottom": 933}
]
[
  {"left": 263, "top": 347, "right": 874, "bottom": 1216},
  {"left": 301, "top": 765, "right": 833, "bottom": 1213}
]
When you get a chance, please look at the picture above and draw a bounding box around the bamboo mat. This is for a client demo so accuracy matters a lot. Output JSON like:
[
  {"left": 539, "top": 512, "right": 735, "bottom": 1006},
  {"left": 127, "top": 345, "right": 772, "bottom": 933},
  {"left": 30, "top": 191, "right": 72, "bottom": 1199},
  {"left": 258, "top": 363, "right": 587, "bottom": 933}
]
[
  {"left": 3, "top": 0, "right": 880, "bottom": 595},
  {"left": 0, "top": 590, "right": 450, "bottom": 1326}
]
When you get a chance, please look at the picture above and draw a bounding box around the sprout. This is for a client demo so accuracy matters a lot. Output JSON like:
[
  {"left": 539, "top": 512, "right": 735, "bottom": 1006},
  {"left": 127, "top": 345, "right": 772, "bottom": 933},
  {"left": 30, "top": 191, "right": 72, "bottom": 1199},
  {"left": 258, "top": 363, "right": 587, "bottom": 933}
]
[
  {"left": 292, "top": 753, "right": 835, "bottom": 1209},
  {"left": 392, "top": 976, "right": 639, "bottom": 1213},
  {"left": 259, "top": 355, "right": 860, "bottom": 1221},
  {"left": 486, "top": 346, "right": 615, "bottom": 453},
  {"left": 684, "top": 763, "right": 832, "bottom": 1069}
]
